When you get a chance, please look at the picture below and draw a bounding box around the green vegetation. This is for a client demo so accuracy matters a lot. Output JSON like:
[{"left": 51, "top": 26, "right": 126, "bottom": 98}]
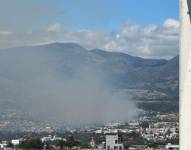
[
  {"left": 64, "top": 136, "right": 80, "bottom": 149},
  {"left": 19, "top": 139, "right": 43, "bottom": 149}
]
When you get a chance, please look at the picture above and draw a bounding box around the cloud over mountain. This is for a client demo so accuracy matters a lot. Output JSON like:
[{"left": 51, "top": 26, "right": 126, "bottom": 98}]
[{"left": 0, "top": 19, "right": 179, "bottom": 59}]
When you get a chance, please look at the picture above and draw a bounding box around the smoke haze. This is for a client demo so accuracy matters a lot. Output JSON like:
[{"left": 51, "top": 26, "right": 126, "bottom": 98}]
[{"left": 0, "top": 43, "right": 139, "bottom": 126}]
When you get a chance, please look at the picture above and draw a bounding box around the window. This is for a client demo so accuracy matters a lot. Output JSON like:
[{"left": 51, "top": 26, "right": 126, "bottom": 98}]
[
  {"left": 115, "top": 140, "right": 118, "bottom": 144},
  {"left": 114, "top": 146, "right": 118, "bottom": 149},
  {"left": 118, "top": 137, "right": 122, "bottom": 143}
]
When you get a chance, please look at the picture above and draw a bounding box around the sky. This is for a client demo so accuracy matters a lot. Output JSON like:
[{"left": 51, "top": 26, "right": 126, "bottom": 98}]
[{"left": 0, "top": 0, "right": 179, "bottom": 59}]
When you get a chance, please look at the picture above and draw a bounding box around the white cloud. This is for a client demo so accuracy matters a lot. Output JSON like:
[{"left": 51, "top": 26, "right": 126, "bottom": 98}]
[
  {"left": 47, "top": 23, "right": 62, "bottom": 32},
  {"left": 0, "top": 31, "right": 13, "bottom": 35},
  {"left": 0, "top": 19, "right": 179, "bottom": 59},
  {"left": 163, "top": 19, "right": 179, "bottom": 28}
]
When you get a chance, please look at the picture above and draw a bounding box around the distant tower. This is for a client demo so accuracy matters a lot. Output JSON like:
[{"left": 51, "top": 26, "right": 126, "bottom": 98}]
[
  {"left": 180, "top": 0, "right": 191, "bottom": 149},
  {"left": 90, "top": 136, "right": 96, "bottom": 149}
]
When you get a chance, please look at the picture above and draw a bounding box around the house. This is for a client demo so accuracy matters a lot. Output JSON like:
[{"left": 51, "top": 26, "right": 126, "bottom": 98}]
[
  {"left": 11, "top": 139, "right": 21, "bottom": 149},
  {"left": 165, "top": 143, "right": 179, "bottom": 150},
  {"left": 11, "top": 139, "right": 20, "bottom": 146},
  {"left": 128, "top": 145, "right": 148, "bottom": 150},
  {"left": 0, "top": 141, "right": 8, "bottom": 149},
  {"left": 41, "top": 135, "right": 66, "bottom": 143},
  {"left": 105, "top": 134, "right": 124, "bottom": 150}
]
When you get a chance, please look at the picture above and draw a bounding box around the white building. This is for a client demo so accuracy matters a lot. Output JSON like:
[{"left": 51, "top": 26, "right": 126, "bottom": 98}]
[
  {"left": 165, "top": 143, "right": 179, "bottom": 150},
  {"left": 41, "top": 135, "right": 52, "bottom": 142},
  {"left": 52, "top": 135, "right": 65, "bottom": 141},
  {"left": 94, "top": 129, "right": 102, "bottom": 134},
  {"left": 128, "top": 145, "right": 148, "bottom": 150},
  {"left": 11, "top": 139, "right": 20, "bottom": 146},
  {"left": 41, "top": 135, "right": 66, "bottom": 142},
  {"left": 0, "top": 141, "right": 7, "bottom": 149},
  {"left": 106, "top": 134, "right": 124, "bottom": 150}
]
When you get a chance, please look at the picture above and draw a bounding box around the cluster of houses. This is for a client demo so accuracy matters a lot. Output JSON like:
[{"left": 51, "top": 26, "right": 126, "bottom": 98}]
[
  {"left": 0, "top": 133, "right": 179, "bottom": 150},
  {"left": 0, "top": 113, "right": 179, "bottom": 150},
  {"left": 0, "top": 135, "right": 66, "bottom": 150},
  {"left": 89, "top": 134, "right": 179, "bottom": 150},
  {"left": 89, "top": 113, "right": 179, "bottom": 150}
]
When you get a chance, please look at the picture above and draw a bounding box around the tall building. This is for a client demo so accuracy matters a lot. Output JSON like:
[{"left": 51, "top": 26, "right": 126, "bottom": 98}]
[{"left": 105, "top": 134, "right": 124, "bottom": 150}]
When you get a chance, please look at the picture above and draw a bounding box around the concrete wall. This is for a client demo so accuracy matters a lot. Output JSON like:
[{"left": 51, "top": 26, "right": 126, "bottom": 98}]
[
  {"left": 106, "top": 135, "right": 124, "bottom": 150},
  {"left": 180, "top": 0, "right": 191, "bottom": 149}
]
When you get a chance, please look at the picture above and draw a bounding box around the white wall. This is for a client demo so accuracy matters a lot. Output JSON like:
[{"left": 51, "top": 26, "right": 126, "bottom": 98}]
[
  {"left": 180, "top": 0, "right": 191, "bottom": 149},
  {"left": 106, "top": 135, "right": 124, "bottom": 150}
]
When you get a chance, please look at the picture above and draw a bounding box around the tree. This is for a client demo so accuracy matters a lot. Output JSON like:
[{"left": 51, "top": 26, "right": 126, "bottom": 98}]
[
  {"left": 19, "top": 138, "right": 43, "bottom": 149},
  {"left": 65, "top": 136, "right": 80, "bottom": 149},
  {"left": 140, "top": 121, "right": 149, "bottom": 128},
  {"left": 54, "top": 140, "right": 66, "bottom": 149}
]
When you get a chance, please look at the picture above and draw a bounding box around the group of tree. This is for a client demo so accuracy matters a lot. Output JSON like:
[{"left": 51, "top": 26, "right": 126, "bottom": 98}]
[
  {"left": 17, "top": 136, "right": 80, "bottom": 149},
  {"left": 18, "top": 138, "right": 43, "bottom": 149},
  {"left": 64, "top": 136, "right": 80, "bottom": 149}
]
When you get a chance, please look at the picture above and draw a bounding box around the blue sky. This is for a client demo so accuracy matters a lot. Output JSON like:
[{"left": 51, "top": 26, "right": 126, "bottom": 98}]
[
  {"left": 58, "top": 0, "right": 179, "bottom": 31},
  {"left": 0, "top": 0, "right": 179, "bottom": 32}
]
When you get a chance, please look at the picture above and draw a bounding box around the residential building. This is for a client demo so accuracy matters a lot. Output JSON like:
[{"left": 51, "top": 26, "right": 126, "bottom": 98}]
[{"left": 106, "top": 134, "right": 124, "bottom": 150}]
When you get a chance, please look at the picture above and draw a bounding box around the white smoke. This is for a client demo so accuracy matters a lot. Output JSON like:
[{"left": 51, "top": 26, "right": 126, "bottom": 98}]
[{"left": 0, "top": 44, "right": 139, "bottom": 126}]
